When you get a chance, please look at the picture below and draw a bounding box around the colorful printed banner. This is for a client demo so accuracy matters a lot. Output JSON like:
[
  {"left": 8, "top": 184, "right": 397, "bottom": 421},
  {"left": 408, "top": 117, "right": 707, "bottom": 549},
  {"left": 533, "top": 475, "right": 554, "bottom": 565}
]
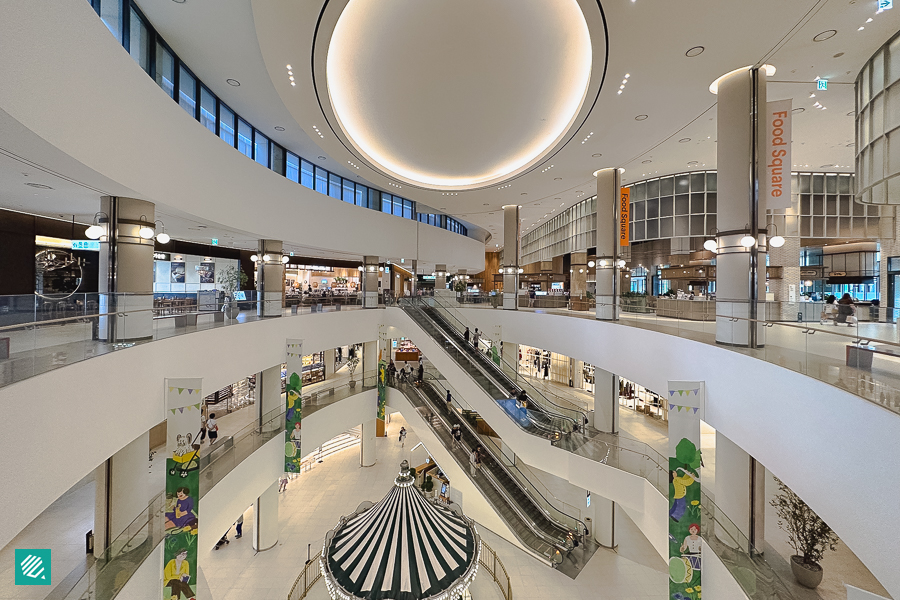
[
  {"left": 164, "top": 378, "right": 202, "bottom": 600},
  {"left": 667, "top": 380, "right": 705, "bottom": 600},
  {"left": 377, "top": 360, "right": 387, "bottom": 424},
  {"left": 285, "top": 339, "right": 303, "bottom": 473}
]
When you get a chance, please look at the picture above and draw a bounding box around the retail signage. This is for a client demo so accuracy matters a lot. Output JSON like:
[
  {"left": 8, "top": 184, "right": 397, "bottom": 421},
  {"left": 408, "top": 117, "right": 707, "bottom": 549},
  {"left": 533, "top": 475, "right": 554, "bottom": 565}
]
[
  {"left": 619, "top": 187, "right": 630, "bottom": 246},
  {"left": 765, "top": 99, "right": 793, "bottom": 209},
  {"left": 377, "top": 360, "right": 387, "bottom": 427},
  {"left": 817, "top": 79, "right": 828, "bottom": 90},
  {"left": 154, "top": 252, "right": 171, "bottom": 261},
  {"left": 586, "top": 491, "right": 591, "bottom": 508},
  {"left": 667, "top": 380, "right": 704, "bottom": 600},
  {"left": 71, "top": 240, "right": 100, "bottom": 251},
  {"left": 164, "top": 377, "right": 202, "bottom": 600},
  {"left": 878, "top": 0, "right": 892, "bottom": 12},
  {"left": 285, "top": 339, "right": 304, "bottom": 473}
]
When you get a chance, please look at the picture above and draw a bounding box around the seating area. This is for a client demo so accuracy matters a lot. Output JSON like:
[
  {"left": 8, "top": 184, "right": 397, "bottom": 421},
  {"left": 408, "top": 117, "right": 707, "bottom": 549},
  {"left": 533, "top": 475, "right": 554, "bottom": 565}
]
[{"left": 153, "top": 296, "right": 198, "bottom": 315}]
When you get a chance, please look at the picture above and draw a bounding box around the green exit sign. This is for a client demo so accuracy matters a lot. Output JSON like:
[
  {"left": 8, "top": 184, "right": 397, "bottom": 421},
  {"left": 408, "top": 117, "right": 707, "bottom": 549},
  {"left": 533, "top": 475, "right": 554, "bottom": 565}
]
[{"left": 817, "top": 79, "right": 827, "bottom": 90}]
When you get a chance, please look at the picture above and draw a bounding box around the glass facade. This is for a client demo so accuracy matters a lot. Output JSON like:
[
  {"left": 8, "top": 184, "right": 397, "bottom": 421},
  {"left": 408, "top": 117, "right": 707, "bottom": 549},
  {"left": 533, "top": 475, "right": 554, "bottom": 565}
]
[{"left": 84, "top": 0, "right": 469, "bottom": 239}]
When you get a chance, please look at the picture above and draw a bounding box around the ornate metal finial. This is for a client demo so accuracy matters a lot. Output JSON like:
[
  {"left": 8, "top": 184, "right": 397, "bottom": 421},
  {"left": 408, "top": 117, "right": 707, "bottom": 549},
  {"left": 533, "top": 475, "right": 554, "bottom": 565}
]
[{"left": 395, "top": 460, "right": 414, "bottom": 486}]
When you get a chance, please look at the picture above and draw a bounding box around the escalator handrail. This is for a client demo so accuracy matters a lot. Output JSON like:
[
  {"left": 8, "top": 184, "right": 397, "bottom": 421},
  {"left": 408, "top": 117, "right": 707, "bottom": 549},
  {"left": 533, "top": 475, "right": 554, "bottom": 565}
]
[
  {"left": 394, "top": 378, "right": 571, "bottom": 557},
  {"left": 412, "top": 298, "right": 587, "bottom": 426}
]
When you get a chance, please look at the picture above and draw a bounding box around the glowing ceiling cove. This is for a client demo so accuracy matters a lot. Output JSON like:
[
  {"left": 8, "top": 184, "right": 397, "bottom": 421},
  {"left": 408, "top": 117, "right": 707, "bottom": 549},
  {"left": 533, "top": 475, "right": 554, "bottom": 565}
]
[{"left": 325, "top": 0, "right": 594, "bottom": 189}]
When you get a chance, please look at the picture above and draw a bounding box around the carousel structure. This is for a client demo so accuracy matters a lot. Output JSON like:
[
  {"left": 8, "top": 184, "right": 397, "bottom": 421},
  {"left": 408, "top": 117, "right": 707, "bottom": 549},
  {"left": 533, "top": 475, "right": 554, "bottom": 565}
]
[{"left": 321, "top": 460, "right": 481, "bottom": 600}]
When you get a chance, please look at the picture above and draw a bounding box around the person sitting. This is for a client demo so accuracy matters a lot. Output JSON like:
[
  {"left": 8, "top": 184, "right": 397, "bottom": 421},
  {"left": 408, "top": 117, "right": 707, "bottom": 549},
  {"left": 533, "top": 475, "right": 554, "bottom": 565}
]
[
  {"left": 835, "top": 293, "right": 856, "bottom": 326},
  {"left": 820, "top": 295, "right": 837, "bottom": 325}
]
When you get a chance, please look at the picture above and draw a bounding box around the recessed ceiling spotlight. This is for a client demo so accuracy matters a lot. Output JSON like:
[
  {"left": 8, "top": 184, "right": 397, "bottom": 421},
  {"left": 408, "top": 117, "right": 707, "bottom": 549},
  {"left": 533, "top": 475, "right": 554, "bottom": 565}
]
[
  {"left": 286, "top": 64, "right": 292, "bottom": 69},
  {"left": 813, "top": 30, "right": 837, "bottom": 42},
  {"left": 687, "top": 161, "right": 699, "bottom": 165},
  {"left": 290, "top": 82, "right": 296, "bottom": 87},
  {"left": 497, "top": 184, "right": 512, "bottom": 189},
  {"left": 388, "top": 182, "right": 402, "bottom": 188},
  {"left": 581, "top": 131, "right": 594, "bottom": 144},
  {"left": 809, "top": 92, "right": 816, "bottom": 98},
  {"left": 520, "top": 192, "right": 528, "bottom": 196},
  {"left": 274, "top": 126, "right": 285, "bottom": 131},
  {"left": 347, "top": 160, "right": 360, "bottom": 169},
  {"left": 592, "top": 153, "right": 602, "bottom": 158},
  {"left": 858, "top": 26, "right": 865, "bottom": 31},
  {"left": 635, "top": 115, "right": 648, "bottom": 121},
  {"left": 554, "top": 177, "right": 562, "bottom": 180},
  {"left": 685, "top": 46, "right": 705, "bottom": 57},
  {"left": 317, "top": 156, "right": 326, "bottom": 160},
  {"left": 226, "top": 79, "right": 240, "bottom": 86},
  {"left": 541, "top": 164, "right": 555, "bottom": 173},
  {"left": 642, "top": 160, "right": 652, "bottom": 164},
  {"left": 820, "top": 164, "right": 834, "bottom": 168},
  {"left": 678, "top": 138, "right": 691, "bottom": 143},
  {"left": 483, "top": 203, "right": 490, "bottom": 206}
]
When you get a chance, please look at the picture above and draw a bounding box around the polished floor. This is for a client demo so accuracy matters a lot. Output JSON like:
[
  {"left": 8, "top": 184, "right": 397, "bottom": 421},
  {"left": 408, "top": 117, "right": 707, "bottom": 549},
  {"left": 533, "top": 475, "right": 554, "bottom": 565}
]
[{"left": 200, "top": 413, "right": 669, "bottom": 600}]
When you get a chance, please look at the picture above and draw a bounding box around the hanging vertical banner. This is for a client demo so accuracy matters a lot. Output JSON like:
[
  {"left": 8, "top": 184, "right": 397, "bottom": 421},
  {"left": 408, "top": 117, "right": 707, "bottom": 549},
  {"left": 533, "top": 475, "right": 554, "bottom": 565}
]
[
  {"left": 619, "top": 187, "right": 630, "bottom": 246},
  {"left": 667, "top": 380, "right": 705, "bottom": 600},
  {"left": 285, "top": 339, "right": 304, "bottom": 473},
  {"left": 164, "top": 378, "right": 202, "bottom": 600},
  {"left": 377, "top": 359, "right": 387, "bottom": 425},
  {"left": 765, "top": 99, "right": 792, "bottom": 210}
]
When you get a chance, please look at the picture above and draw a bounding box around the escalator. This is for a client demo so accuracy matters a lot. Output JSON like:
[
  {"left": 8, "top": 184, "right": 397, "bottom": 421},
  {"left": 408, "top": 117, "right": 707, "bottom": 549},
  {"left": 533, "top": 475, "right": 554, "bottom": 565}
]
[
  {"left": 400, "top": 299, "right": 583, "bottom": 443},
  {"left": 389, "top": 375, "right": 592, "bottom": 571}
]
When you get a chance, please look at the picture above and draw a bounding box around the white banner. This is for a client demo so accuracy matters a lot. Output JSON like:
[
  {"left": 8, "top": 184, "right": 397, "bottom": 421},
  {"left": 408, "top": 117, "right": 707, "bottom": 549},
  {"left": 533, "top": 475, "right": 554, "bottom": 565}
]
[
  {"left": 765, "top": 99, "right": 792, "bottom": 210},
  {"left": 165, "top": 378, "right": 203, "bottom": 459}
]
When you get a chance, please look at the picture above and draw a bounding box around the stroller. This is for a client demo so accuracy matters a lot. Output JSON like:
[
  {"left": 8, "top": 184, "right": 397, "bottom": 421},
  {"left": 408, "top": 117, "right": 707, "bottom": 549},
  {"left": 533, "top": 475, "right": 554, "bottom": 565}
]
[{"left": 214, "top": 526, "right": 231, "bottom": 550}]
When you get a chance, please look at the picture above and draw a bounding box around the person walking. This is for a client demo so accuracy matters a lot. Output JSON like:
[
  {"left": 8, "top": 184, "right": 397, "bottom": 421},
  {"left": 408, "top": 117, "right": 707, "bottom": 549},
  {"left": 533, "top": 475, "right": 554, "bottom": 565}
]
[
  {"left": 235, "top": 514, "right": 243, "bottom": 539},
  {"left": 543, "top": 361, "right": 550, "bottom": 380},
  {"left": 529, "top": 288, "right": 535, "bottom": 308},
  {"left": 474, "top": 447, "right": 483, "bottom": 474},
  {"left": 337, "top": 346, "right": 343, "bottom": 363},
  {"left": 473, "top": 328, "right": 480, "bottom": 350},
  {"left": 464, "top": 327, "right": 470, "bottom": 344},
  {"left": 279, "top": 475, "right": 289, "bottom": 493},
  {"left": 452, "top": 424, "right": 462, "bottom": 447},
  {"left": 445, "top": 389, "right": 452, "bottom": 410},
  {"left": 206, "top": 413, "right": 219, "bottom": 446},
  {"left": 399, "top": 427, "right": 407, "bottom": 448},
  {"left": 469, "top": 448, "right": 478, "bottom": 477},
  {"left": 388, "top": 360, "right": 396, "bottom": 384},
  {"left": 199, "top": 411, "right": 207, "bottom": 443}
]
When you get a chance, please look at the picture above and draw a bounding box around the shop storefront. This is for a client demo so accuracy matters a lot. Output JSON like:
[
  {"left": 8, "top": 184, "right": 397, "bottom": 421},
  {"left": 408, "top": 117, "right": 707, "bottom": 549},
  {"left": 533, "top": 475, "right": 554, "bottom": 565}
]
[
  {"left": 285, "top": 264, "right": 361, "bottom": 295},
  {"left": 393, "top": 338, "right": 421, "bottom": 363},
  {"left": 619, "top": 378, "right": 668, "bottom": 422}
]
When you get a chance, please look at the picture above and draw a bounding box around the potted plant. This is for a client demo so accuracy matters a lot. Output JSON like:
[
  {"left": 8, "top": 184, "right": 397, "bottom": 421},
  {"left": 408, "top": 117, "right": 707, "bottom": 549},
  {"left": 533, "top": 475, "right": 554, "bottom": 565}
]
[
  {"left": 346, "top": 356, "right": 360, "bottom": 388},
  {"left": 770, "top": 477, "right": 839, "bottom": 588},
  {"left": 421, "top": 474, "right": 434, "bottom": 498},
  {"left": 219, "top": 265, "right": 248, "bottom": 319}
]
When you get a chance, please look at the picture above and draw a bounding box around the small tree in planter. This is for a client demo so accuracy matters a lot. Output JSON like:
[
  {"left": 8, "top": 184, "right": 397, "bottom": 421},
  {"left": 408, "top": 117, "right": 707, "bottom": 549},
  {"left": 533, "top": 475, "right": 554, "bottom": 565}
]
[
  {"left": 770, "top": 477, "right": 839, "bottom": 589},
  {"left": 346, "top": 356, "right": 360, "bottom": 388},
  {"left": 421, "top": 474, "right": 434, "bottom": 498},
  {"left": 219, "top": 265, "right": 249, "bottom": 318}
]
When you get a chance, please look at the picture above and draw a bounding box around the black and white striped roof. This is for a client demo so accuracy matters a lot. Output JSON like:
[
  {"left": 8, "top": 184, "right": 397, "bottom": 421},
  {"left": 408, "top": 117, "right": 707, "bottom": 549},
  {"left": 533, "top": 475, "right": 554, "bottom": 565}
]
[{"left": 322, "top": 461, "right": 479, "bottom": 600}]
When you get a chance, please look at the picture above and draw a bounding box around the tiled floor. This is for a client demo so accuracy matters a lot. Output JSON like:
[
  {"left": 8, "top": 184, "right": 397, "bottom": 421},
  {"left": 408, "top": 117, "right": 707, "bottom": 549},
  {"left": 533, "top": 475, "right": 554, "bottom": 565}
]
[{"left": 201, "top": 413, "right": 669, "bottom": 600}]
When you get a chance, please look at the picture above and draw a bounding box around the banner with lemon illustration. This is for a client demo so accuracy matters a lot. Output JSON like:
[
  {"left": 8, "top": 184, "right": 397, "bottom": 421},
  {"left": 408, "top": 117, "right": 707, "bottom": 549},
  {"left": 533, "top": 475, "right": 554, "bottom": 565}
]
[
  {"left": 667, "top": 381, "right": 704, "bottom": 600},
  {"left": 285, "top": 340, "right": 304, "bottom": 472}
]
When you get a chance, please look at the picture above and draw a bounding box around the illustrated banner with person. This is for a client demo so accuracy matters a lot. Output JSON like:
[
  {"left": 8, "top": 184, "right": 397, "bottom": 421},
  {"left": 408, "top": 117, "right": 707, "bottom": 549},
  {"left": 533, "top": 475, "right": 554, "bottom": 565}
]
[
  {"left": 285, "top": 339, "right": 303, "bottom": 473},
  {"left": 377, "top": 359, "right": 387, "bottom": 425},
  {"left": 667, "top": 380, "right": 705, "bottom": 600},
  {"left": 164, "top": 378, "right": 202, "bottom": 600}
]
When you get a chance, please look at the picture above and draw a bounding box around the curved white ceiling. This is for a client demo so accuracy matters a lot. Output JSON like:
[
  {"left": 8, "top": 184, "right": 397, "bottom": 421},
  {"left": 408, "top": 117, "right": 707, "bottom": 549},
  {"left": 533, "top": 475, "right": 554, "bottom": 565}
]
[{"left": 325, "top": 0, "right": 593, "bottom": 189}]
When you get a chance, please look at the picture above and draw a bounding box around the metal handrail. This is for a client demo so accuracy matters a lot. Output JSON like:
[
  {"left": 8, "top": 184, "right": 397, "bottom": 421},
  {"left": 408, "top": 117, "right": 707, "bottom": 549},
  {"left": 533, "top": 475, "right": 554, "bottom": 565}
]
[
  {"left": 480, "top": 541, "right": 513, "bottom": 600},
  {"left": 286, "top": 551, "right": 323, "bottom": 600}
]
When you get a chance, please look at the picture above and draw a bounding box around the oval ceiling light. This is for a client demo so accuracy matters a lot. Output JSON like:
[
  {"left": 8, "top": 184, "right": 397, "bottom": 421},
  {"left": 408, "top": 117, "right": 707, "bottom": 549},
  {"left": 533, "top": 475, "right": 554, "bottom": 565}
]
[
  {"left": 274, "top": 126, "right": 286, "bottom": 131},
  {"left": 85, "top": 225, "right": 104, "bottom": 239},
  {"left": 813, "top": 30, "right": 837, "bottom": 42},
  {"left": 685, "top": 46, "right": 705, "bottom": 57},
  {"left": 226, "top": 79, "right": 241, "bottom": 86},
  {"left": 635, "top": 114, "right": 649, "bottom": 121},
  {"left": 703, "top": 239, "right": 718, "bottom": 252},
  {"left": 769, "top": 235, "right": 785, "bottom": 248},
  {"left": 709, "top": 65, "right": 776, "bottom": 94},
  {"left": 740, "top": 235, "right": 756, "bottom": 248},
  {"left": 156, "top": 232, "right": 171, "bottom": 244},
  {"left": 678, "top": 138, "right": 691, "bottom": 143},
  {"left": 592, "top": 153, "right": 602, "bottom": 157},
  {"left": 325, "top": 0, "right": 596, "bottom": 189},
  {"left": 642, "top": 160, "right": 652, "bottom": 164}
]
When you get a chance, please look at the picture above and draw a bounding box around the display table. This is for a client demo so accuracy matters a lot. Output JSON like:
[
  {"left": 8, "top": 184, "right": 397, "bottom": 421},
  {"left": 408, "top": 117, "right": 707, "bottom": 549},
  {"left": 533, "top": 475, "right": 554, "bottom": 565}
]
[{"left": 395, "top": 350, "right": 420, "bottom": 362}]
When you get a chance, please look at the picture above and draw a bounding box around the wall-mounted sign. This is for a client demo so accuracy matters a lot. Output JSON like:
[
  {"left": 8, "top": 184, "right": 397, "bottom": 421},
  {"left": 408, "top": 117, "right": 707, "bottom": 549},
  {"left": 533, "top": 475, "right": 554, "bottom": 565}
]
[
  {"left": 71, "top": 240, "right": 100, "bottom": 251},
  {"left": 878, "top": 0, "right": 892, "bottom": 13},
  {"left": 153, "top": 252, "right": 171, "bottom": 261},
  {"left": 586, "top": 491, "right": 591, "bottom": 508},
  {"left": 828, "top": 271, "right": 847, "bottom": 277},
  {"left": 211, "top": 238, "right": 219, "bottom": 246},
  {"left": 619, "top": 187, "right": 630, "bottom": 246},
  {"left": 817, "top": 79, "right": 828, "bottom": 91},
  {"left": 765, "top": 99, "right": 792, "bottom": 209}
]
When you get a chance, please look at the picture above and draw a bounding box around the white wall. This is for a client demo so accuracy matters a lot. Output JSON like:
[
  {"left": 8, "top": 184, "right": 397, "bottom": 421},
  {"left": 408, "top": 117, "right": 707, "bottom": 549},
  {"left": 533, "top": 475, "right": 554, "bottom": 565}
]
[
  {"left": 0, "top": 0, "right": 485, "bottom": 272},
  {"left": 456, "top": 308, "right": 900, "bottom": 599},
  {"left": 0, "top": 309, "right": 383, "bottom": 550}
]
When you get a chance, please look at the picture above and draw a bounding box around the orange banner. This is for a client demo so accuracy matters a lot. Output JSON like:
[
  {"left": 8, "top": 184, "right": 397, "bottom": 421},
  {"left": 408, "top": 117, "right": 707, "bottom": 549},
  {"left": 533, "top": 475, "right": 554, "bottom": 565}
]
[{"left": 619, "top": 187, "right": 630, "bottom": 246}]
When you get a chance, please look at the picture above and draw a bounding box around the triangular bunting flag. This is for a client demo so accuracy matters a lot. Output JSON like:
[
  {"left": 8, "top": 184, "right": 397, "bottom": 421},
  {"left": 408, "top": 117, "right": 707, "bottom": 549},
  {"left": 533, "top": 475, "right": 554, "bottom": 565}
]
[
  {"left": 178, "top": 407, "right": 185, "bottom": 413},
  {"left": 168, "top": 387, "right": 174, "bottom": 392},
  {"left": 692, "top": 407, "right": 700, "bottom": 414},
  {"left": 669, "top": 404, "right": 675, "bottom": 410},
  {"left": 178, "top": 388, "right": 184, "bottom": 394}
]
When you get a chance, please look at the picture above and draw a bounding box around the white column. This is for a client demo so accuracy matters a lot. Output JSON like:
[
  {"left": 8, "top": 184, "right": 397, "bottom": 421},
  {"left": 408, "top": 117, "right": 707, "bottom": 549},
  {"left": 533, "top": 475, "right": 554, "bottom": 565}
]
[
  {"left": 252, "top": 481, "right": 279, "bottom": 552},
  {"left": 257, "top": 240, "right": 284, "bottom": 318},
  {"left": 501, "top": 205, "right": 520, "bottom": 310},
  {"left": 324, "top": 348, "right": 336, "bottom": 379},
  {"left": 714, "top": 431, "right": 750, "bottom": 550},
  {"left": 363, "top": 256, "right": 380, "bottom": 308},
  {"left": 714, "top": 68, "right": 768, "bottom": 346},
  {"left": 360, "top": 419, "right": 377, "bottom": 467},
  {"left": 98, "top": 196, "right": 155, "bottom": 342},
  {"left": 592, "top": 368, "right": 619, "bottom": 433},
  {"left": 586, "top": 493, "right": 616, "bottom": 549},
  {"left": 594, "top": 169, "right": 620, "bottom": 320},
  {"left": 93, "top": 430, "right": 150, "bottom": 556},
  {"left": 501, "top": 340, "right": 518, "bottom": 376},
  {"left": 362, "top": 341, "right": 378, "bottom": 378},
  {"left": 257, "top": 364, "right": 282, "bottom": 430}
]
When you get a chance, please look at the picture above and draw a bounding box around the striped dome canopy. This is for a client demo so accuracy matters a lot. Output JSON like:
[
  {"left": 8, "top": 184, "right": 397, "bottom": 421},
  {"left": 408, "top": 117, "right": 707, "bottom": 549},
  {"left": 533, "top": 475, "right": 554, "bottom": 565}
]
[{"left": 321, "top": 461, "right": 480, "bottom": 600}]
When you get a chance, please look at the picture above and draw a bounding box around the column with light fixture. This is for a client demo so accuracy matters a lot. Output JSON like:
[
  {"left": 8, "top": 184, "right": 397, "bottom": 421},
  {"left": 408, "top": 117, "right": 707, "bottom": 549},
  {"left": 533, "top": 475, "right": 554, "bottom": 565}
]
[
  {"left": 594, "top": 168, "right": 622, "bottom": 320},
  {"left": 501, "top": 205, "right": 520, "bottom": 310},
  {"left": 766, "top": 222, "right": 800, "bottom": 320},
  {"left": 711, "top": 66, "right": 769, "bottom": 347},
  {"left": 253, "top": 240, "right": 285, "bottom": 317},
  {"left": 95, "top": 196, "right": 156, "bottom": 342},
  {"left": 363, "top": 256, "right": 380, "bottom": 308},
  {"left": 570, "top": 251, "right": 588, "bottom": 299}
]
